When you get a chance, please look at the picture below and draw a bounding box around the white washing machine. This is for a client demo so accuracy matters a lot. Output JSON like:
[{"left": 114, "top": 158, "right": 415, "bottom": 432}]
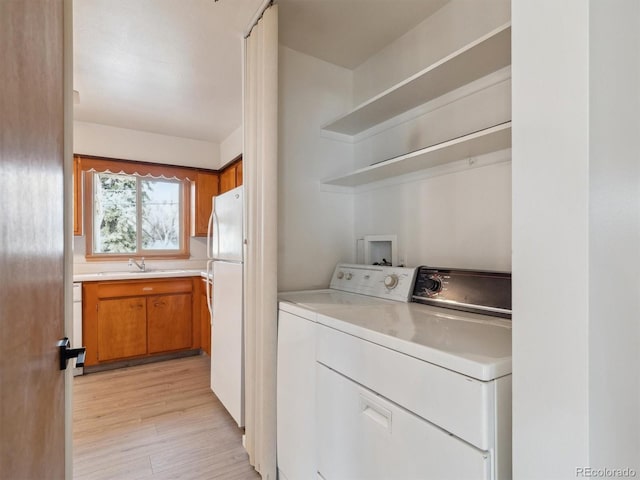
[
  {"left": 277, "top": 264, "right": 417, "bottom": 480},
  {"left": 277, "top": 264, "right": 512, "bottom": 480}
]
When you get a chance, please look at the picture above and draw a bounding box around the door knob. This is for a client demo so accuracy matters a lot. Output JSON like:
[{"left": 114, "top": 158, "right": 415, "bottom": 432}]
[{"left": 57, "top": 337, "right": 86, "bottom": 370}]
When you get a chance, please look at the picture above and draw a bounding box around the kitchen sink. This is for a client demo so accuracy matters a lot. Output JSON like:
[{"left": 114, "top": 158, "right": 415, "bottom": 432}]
[{"left": 97, "top": 269, "right": 189, "bottom": 275}]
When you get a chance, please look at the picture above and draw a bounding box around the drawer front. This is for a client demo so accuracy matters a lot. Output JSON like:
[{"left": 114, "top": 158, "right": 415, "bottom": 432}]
[
  {"left": 317, "top": 324, "right": 494, "bottom": 449},
  {"left": 97, "top": 278, "right": 193, "bottom": 298},
  {"left": 317, "top": 364, "right": 490, "bottom": 480}
]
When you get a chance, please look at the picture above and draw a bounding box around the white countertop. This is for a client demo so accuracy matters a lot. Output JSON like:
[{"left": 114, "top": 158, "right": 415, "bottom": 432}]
[{"left": 73, "top": 269, "right": 206, "bottom": 282}]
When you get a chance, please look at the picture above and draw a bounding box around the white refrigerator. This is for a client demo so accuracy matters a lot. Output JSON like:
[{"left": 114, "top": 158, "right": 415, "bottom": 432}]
[{"left": 206, "top": 186, "right": 244, "bottom": 427}]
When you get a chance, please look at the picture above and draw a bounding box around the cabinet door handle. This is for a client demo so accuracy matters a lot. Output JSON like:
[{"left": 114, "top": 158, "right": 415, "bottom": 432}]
[{"left": 153, "top": 301, "right": 165, "bottom": 307}]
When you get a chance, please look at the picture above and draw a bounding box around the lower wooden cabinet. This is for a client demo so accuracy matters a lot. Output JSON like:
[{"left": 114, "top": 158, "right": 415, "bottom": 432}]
[
  {"left": 148, "top": 293, "right": 192, "bottom": 354},
  {"left": 199, "top": 277, "right": 211, "bottom": 356},
  {"left": 83, "top": 277, "right": 202, "bottom": 367},
  {"left": 97, "top": 296, "right": 147, "bottom": 362}
]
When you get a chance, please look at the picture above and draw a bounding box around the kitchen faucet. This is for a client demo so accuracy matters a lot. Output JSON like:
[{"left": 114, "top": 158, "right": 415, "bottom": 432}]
[{"left": 128, "top": 257, "right": 146, "bottom": 272}]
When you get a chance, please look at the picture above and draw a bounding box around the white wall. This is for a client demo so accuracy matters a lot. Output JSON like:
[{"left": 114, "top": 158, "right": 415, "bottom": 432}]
[
  {"left": 513, "top": 0, "right": 640, "bottom": 477},
  {"left": 352, "top": 76, "right": 511, "bottom": 170},
  {"left": 588, "top": 0, "right": 640, "bottom": 471},
  {"left": 74, "top": 121, "right": 221, "bottom": 169},
  {"left": 354, "top": 161, "right": 511, "bottom": 271},
  {"left": 278, "top": 46, "right": 354, "bottom": 290},
  {"left": 512, "top": 2, "right": 590, "bottom": 476},
  {"left": 352, "top": 0, "right": 510, "bottom": 104},
  {"left": 347, "top": 0, "right": 511, "bottom": 271},
  {"left": 220, "top": 125, "right": 243, "bottom": 168},
  {"left": 72, "top": 237, "right": 208, "bottom": 274}
]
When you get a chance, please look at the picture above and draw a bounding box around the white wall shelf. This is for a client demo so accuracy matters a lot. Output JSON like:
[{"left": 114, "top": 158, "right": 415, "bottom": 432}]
[
  {"left": 321, "top": 23, "right": 511, "bottom": 136},
  {"left": 322, "top": 122, "right": 511, "bottom": 187}
]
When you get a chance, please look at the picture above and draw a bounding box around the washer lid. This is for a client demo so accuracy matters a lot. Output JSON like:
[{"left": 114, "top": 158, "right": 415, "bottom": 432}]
[
  {"left": 316, "top": 302, "right": 512, "bottom": 381},
  {"left": 278, "top": 289, "right": 397, "bottom": 320}
]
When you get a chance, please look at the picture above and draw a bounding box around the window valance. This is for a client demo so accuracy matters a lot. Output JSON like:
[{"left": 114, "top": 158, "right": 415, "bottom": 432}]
[{"left": 76, "top": 155, "right": 198, "bottom": 181}]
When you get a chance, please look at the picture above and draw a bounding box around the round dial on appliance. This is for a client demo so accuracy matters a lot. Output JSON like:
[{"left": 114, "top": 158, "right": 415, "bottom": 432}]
[
  {"left": 384, "top": 274, "right": 399, "bottom": 289},
  {"left": 336, "top": 271, "right": 344, "bottom": 279},
  {"left": 424, "top": 275, "right": 443, "bottom": 296},
  {"left": 345, "top": 272, "right": 353, "bottom": 280}
]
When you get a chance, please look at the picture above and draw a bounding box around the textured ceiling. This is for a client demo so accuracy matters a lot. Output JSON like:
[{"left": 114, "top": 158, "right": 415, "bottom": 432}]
[
  {"left": 74, "top": 0, "right": 448, "bottom": 143},
  {"left": 73, "top": 0, "right": 263, "bottom": 143}
]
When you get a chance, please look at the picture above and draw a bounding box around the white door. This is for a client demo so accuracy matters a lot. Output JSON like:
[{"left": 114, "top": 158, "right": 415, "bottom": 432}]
[{"left": 211, "top": 260, "right": 244, "bottom": 426}]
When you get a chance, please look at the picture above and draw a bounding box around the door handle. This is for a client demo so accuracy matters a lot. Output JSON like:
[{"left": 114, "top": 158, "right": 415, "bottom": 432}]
[{"left": 57, "top": 337, "right": 86, "bottom": 370}]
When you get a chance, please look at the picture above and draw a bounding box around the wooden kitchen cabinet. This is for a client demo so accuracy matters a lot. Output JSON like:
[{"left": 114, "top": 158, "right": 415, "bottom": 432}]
[
  {"left": 148, "top": 293, "right": 192, "bottom": 353},
  {"left": 83, "top": 277, "right": 201, "bottom": 367},
  {"left": 219, "top": 157, "right": 243, "bottom": 194},
  {"left": 220, "top": 165, "right": 237, "bottom": 194},
  {"left": 235, "top": 161, "right": 243, "bottom": 187},
  {"left": 73, "top": 155, "right": 83, "bottom": 236},
  {"left": 199, "top": 277, "right": 211, "bottom": 356},
  {"left": 191, "top": 171, "right": 219, "bottom": 237},
  {"left": 97, "top": 297, "right": 147, "bottom": 361}
]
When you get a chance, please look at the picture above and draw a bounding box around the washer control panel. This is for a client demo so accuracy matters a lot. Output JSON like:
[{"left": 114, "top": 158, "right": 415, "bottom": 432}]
[
  {"left": 329, "top": 264, "right": 417, "bottom": 302},
  {"left": 413, "top": 266, "right": 512, "bottom": 318}
]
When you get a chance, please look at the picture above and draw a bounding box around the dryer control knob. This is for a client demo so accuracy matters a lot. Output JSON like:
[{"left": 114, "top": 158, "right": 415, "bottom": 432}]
[
  {"left": 424, "top": 275, "right": 443, "bottom": 296},
  {"left": 336, "top": 271, "right": 344, "bottom": 279},
  {"left": 345, "top": 273, "right": 353, "bottom": 280},
  {"left": 384, "top": 274, "right": 399, "bottom": 289}
]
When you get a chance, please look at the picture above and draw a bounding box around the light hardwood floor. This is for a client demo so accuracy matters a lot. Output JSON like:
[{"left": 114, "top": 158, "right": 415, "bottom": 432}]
[{"left": 73, "top": 355, "right": 260, "bottom": 480}]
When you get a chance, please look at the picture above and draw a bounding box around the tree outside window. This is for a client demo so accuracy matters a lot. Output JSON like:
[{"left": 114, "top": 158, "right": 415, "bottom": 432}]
[{"left": 92, "top": 172, "right": 185, "bottom": 256}]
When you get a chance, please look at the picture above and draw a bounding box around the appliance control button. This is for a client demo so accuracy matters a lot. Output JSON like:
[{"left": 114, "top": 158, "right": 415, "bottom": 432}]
[
  {"left": 424, "top": 275, "right": 443, "bottom": 296},
  {"left": 336, "top": 271, "right": 344, "bottom": 279},
  {"left": 384, "top": 274, "right": 399, "bottom": 289},
  {"left": 345, "top": 273, "right": 353, "bottom": 280}
]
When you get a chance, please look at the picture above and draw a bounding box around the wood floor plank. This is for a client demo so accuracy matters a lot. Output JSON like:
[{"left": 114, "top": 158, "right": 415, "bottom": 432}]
[{"left": 73, "top": 355, "right": 259, "bottom": 480}]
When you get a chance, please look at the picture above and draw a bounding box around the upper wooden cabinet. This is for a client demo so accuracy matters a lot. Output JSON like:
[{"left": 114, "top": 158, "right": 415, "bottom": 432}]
[
  {"left": 219, "top": 158, "right": 243, "bottom": 194},
  {"left": 236, "top": 161, "right": 243, "bottom": 187},
  {"left": 220, "top": 165, "right": 236, "bottom": 194},
  {"left": 191, "top": 171, "right": 219, "bottom": 237},
  {"left": 73, "top": 155, "right": 83, "bottom": 236}
]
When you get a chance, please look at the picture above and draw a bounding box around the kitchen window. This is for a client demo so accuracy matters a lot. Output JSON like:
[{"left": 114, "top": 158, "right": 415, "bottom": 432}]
[{"left": 83, "top": 159, "right": 192, "bottom": 260}]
